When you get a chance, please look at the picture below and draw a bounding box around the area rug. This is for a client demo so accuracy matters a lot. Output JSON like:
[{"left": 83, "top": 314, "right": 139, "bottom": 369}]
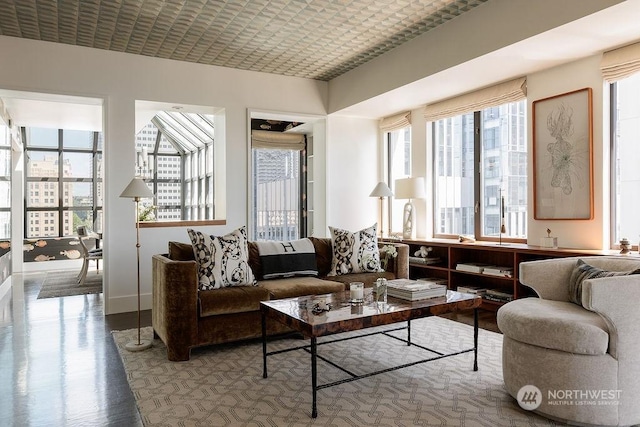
[
  {"left": 113, "top": 317, "right": 565, "bottom": 426},
  {"left": 37, "top": 269, "right": 102, "bottom": 299}
]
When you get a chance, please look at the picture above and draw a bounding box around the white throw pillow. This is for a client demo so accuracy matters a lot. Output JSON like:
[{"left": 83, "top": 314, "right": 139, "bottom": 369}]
[
  {"left": 328, "top": 223, "right": 383, "bottom": 276},
  {"left": 187, "top": 227, "right": 256, "bottom": 290}
]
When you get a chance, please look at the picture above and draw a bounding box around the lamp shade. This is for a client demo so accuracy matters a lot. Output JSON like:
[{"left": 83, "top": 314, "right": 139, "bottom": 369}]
[
  {"left": 369, "top": 181, "right": 394, "bottom": 198},
  {"left": 120, "top": 177, "right": 154, "bottom": 199},
  {"left": 394, "top": 177, "right": 425, "bottom": 200}
]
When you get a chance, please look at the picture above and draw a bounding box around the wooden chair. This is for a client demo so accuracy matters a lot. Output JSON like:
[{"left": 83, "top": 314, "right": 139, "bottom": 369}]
[{"left": 77, "top": 226, "right": 102, "bottom": 285}]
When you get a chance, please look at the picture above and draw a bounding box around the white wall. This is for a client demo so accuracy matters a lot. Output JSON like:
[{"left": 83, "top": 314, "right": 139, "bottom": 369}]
[
  {"left": 325, "top": 116, "right": 379, "bottom": 233},
  {"left": 526, "top": 54, "right": 608, "bottom": 250},
  {"left": 0, "top": 36, "right": 328, "bottom": 314}
]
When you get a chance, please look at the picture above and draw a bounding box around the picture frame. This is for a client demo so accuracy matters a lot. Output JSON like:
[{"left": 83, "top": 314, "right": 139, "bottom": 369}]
[{"left": 533, "top": 88, "right": 593, "bottom": 220}]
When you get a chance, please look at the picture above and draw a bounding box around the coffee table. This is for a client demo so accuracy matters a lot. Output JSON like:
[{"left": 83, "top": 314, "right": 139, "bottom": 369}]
[{"left": 260, "top": 288, "right": 481, "bottom": 418}]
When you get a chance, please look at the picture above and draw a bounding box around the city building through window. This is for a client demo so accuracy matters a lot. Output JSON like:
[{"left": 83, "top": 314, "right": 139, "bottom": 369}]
[
  {"left": 433, "top": 100, "right": 527, "bottom": 240},
  {"left": 24, "top": 128, "right": 102, "bottom": 238}
]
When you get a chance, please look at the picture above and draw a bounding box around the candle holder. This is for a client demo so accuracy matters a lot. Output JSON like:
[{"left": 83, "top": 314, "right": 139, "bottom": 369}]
[{"left": 349, "top": 282, "right": 364, "bottom": 304}]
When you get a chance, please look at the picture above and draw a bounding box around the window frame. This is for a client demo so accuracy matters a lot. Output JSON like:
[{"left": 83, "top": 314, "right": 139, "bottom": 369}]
[
  {"left": 23, "top": 128, "right": 103, "bottom": 238},
  {"left": 431, "top": 102, "right": 527, "bottom": 243}
]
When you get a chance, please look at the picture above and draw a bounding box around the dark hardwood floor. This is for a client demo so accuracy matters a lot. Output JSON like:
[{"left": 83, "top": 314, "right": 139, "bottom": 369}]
[
  {"left": 0, "top": 270, "right": 500, "bottom": 426},
  {"left": 0, "top": 270, "right": 151, "bottom": 427}
]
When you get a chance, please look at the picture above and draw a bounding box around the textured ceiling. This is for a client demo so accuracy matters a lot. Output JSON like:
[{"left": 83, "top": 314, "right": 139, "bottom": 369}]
[{"left": 0, "top": 0, "right": 487, "bottom": 81}]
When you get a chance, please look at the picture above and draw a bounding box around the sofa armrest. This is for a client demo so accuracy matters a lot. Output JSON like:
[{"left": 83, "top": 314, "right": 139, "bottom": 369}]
[
  {"left": 152, "top": 253, "right": 199, "bottom": 361},
  {"left": 379, "top": 242, "right": 409, "bottom": 279}
]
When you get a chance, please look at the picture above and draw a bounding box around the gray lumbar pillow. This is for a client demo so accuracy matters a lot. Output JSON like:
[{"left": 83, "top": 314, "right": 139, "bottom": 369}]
[{"left": 569, "top": 259, "right": 640, "bottom": 306}]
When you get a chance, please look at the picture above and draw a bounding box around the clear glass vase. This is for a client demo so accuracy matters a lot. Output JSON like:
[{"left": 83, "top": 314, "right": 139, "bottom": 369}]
[{"left": 374, "top": 278, "right": 387, "bottom": 304}]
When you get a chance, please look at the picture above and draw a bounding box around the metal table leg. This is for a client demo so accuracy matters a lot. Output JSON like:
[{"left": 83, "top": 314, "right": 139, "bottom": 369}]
[
  {"left": 262, "top": 311, "right": 268, "bottom": 378},
  {"left": 473, "top": 308, "right": 478, "bottom": 371},
  {"left": 311, "top": 337, "right": 318, "bottom": 418},
  {"left": 407, "top": 320, "right": 411, "bottom": 346}
]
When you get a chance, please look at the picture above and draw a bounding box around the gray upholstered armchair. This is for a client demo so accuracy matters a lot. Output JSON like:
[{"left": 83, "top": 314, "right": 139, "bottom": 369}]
[{"left": 497, "top": 256, "right": 640, "bottom": 427}]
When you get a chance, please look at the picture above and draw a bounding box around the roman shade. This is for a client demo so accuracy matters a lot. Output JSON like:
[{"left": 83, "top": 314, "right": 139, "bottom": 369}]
[
  {"left": 379, "top": 111, "right": 411, "bottom": 132},
  {"left": 251, "top": 130, "right": 305, "bottom": 150},
  {"left": 423, "top": 77, "right": 527, "bottom": 122},
  {"left": 601, "top": 41, "right": 640, "bottom": 82}
]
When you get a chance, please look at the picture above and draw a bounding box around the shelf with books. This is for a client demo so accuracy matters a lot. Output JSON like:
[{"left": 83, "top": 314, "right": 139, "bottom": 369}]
[{"left": 400, "top": 237, "right": 616, "bottom": 311}]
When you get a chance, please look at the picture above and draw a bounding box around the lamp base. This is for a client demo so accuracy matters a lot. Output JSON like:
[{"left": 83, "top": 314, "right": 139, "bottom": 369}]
[
  {"left": 402, "top": 200, "right": 415, "bottom": 240},
  {"left": 125, "top": 339, "right": 152, "bottom": 352}
]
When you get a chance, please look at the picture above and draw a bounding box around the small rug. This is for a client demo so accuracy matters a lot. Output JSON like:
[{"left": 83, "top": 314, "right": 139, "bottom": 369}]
[
  {"left": 113, "top": 317, "right": 565, "bottom": 426},
  {"left": 37, "top": 269, "right": 102, "bottom": 299}
]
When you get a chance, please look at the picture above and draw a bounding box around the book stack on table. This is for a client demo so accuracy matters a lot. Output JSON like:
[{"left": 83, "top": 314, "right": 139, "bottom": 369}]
[{"left": 386, "top": 279, "right": 447, "bottom": 301}]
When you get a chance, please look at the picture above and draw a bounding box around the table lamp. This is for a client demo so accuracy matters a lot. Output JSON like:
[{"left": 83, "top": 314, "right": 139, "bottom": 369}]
[{"left": 394, "top": 177, "right": 425, "bottom": 239}]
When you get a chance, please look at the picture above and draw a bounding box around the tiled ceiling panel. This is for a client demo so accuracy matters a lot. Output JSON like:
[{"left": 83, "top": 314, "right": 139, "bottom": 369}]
[{"left": 0, "top": 0, "right": 487, "bottom": 81}]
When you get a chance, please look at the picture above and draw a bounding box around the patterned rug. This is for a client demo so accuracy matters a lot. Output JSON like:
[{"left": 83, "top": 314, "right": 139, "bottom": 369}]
[
  {"left": 37, "top": 269, "right": 102, "bottom": 299},
  {"left": 112, "top": 317, "right": 565, "bottom": 426}
]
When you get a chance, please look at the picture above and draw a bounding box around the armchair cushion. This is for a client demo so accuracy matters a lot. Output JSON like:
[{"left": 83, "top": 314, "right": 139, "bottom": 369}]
[
  {"left": 569, "top": 259, "right": 640, "bottom": 306},
  {"left": 498, "top": 298, "right": 609, "bottom": 355}
]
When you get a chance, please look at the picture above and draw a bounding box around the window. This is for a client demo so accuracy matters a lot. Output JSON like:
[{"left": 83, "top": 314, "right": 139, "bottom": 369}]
[
  {"left": 433, "top": 100, "right": 527, "bottom": 240},
  {"left": 24, "top": 127, "right": 103, "bottom": 238},
  {"left": 250, "top": 124, "right": 306, "bottom": 241},
  {"left": 611, "top": 73, "right": 640, "bottom": 246},
  {"left": 135, "top": 112, "right": 215, "bottom": 221},
  {"left": 387, "top": 126, "right": 411, "bottom": 233},
  {"left": 0, "top": 118, "right": 10, "bottom": 240}
]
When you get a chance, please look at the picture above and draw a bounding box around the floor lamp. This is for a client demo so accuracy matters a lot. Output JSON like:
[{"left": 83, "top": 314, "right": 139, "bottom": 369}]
[
  {"left": 369, "top": 182, "right": 393, "bottom": 238},
  {"left": 120, "top": 177, "right": 155, "bottom": 352}
]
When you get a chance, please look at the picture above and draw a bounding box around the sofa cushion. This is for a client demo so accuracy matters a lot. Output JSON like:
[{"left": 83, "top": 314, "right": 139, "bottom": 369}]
[
  {"left": 187, "top": 227, "right": 257, "bottom": 290},
  {"left": 168, "top": 241, "right": 196, "bottom": 261},
  {"left": 199, "top": 286, "right": 270, "bottom": 317},
  {"left": 497, "top": 298, "right": 609, "bottom": 355},
  {"left": 569, "top": 259, "right": 640, "bottom": 306},
  {"left": 255, "top": 238, "right": 318, "bottom": 279},
  {"left": 327, "top": 223, "right": 383, "bottom": 276},
  {"left": 308, "top": 237, "right": 333, "bottom": 276},
  {"left": 258, "top": 277, "right": 345, "bottom": 300},
  {"left": 323, "top": 271, "right": 395, "bottom": 288}
]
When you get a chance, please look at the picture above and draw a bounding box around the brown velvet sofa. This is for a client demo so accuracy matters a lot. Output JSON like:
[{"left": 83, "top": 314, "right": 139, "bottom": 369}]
[{"left": 152, "top": 237, "right": 409, "bottom": 361}]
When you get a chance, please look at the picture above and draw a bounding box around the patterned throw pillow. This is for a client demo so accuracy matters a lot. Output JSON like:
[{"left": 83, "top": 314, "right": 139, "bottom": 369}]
[
  {"left": 328, "top": 223, "right": 383, "bottom": 276},
  {"left": 569, "top": 259, "right": 640, "bottom": 306},
  {"left": 187, "top": 227, "right": 256, "bottom": 291}
]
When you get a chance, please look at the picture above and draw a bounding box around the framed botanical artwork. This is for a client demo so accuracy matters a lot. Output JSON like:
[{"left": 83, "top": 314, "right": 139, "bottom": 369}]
[{"left": 533, "top": 88, "right": 593, "bottom": 220}]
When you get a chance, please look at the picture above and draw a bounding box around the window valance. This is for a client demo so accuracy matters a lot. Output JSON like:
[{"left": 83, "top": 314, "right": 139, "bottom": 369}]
[
  {"left": 601, "top": 41, "right": 640, "bottom": 82},
  {"left": 423, "top": 77, "right": 527, "bottom": 122},
  {"left": 251, "top": 130, "right": 305, "bottom": 151},
  {"left": 379, "top": 111, "right": 411, "bottom": 132}
]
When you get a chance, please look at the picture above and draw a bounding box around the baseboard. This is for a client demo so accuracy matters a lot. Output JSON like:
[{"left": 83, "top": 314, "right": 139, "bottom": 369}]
[{"left": 106, "top": 292, "right": 152, "bottom": 315}]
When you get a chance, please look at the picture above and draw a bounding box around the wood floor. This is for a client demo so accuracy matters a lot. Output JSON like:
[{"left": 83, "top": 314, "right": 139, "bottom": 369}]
[
  {"left": 0, "top": 270, "right": 499, "bottom": 426},
  {"left": 0, "top": 271, "right": 150, "bottom": 427}
]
